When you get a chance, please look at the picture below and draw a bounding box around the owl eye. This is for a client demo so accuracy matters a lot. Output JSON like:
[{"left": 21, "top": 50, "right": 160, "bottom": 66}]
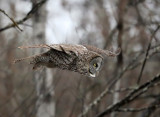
[{"left": 93, "top": 63, "right": 98, "bottom": 68}]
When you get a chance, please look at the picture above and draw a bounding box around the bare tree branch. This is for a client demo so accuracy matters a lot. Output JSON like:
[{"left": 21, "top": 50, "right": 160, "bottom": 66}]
[
  {"left": 0, "top": 9, "right": 23, "bottom": 31},
  {"left": 116, "top": 104, "right": 160, "bottom": 112},
  {"left": 0, "top": 0, "right": 48, "bottom": 32},
  {"left": 96, "top": 73, "right": 160, "bottom": 117},
  {"left": 142, "top": 96, "right": 160, "bottom": 117},
  {"left": 137, "top": 25, "right": 160, "bottom": 84},
  {"left": 78, "top": 45, "right": 160, "bottom": 117}
]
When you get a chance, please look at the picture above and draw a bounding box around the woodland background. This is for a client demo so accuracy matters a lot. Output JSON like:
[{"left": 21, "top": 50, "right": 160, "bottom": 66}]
[{"left": 0, "top": 0, "right": 160, "bottom": 117}]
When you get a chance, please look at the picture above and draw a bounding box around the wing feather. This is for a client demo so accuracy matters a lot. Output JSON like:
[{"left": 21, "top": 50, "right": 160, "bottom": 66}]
[
  {"left": 14, "top": 44, "right": 88, "bottom": 64},
  {"left": 83, "top": 45, "right": 121, "bottom": 57},
  {"left": 18, "top": 44, "right": 88, "bottom": 56}
]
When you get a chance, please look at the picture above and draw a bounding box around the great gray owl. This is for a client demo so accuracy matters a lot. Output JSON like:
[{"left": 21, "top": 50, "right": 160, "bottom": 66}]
[{"left": 14, "top": 44, "right": 120, "bottom": 77}]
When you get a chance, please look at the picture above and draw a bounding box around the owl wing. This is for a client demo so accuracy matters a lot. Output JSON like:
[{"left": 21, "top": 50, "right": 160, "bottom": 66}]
[
  {"left": 14, "top": 44, "right": 88, "bottom": 64},
  {"left": 83, "top": 45, "right": 121, "bottom": 57},
  {"left": 18, "top": 44, "right": 88, "bottom": 56},
  {"left": 51, "top": 44, "right": 88, "bottom": 56}
]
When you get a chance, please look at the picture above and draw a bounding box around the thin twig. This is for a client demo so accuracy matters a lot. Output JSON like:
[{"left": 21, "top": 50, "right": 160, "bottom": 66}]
[
  {"left": 142, "top": 96, "right": 160, "bottom": 117},
  {"left": 137, "top": 25, "right": 160, "bottom": 84},
  {"left": 108, "top": 82, "right": 160, "bottom": 94},
  {"left": 0, "top": 9, "right": 23, "bottom": 32},
  {"left": 4, "top": 89, "right": 35, "bottom": 117},
  {"left": 0, "top": 0, "right": 48, "bottom": 32},
  {"left": 116, "top": 104, "right": 160, "bottom": 112}
]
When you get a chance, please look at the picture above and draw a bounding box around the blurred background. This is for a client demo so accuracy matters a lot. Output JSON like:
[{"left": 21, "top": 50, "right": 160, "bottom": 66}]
[{"left": 0, "top": 0, "right": 160, "bottom": 117}]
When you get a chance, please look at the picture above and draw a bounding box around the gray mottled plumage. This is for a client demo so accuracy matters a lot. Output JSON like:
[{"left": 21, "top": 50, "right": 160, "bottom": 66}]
[{"left": 14, "top": 44, "right": 120, "bottom": 77}]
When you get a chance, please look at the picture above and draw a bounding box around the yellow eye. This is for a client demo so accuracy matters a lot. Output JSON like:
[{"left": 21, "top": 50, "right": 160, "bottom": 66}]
[{"left": 93, "top": 63, "right": 98, "bottom": 68}]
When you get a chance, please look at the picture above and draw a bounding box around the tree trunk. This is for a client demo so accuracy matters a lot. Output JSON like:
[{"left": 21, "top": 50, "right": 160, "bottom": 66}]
[{"left": 31, "top": 0, "right": 55, "bottom": 117}]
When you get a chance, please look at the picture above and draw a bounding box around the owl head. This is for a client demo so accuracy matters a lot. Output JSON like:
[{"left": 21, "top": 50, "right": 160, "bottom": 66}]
[{"left": 88, "top": 56, "right": 103, "bottom": 77}]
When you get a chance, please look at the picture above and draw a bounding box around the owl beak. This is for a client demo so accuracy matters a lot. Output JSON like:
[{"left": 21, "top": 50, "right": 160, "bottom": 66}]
[
  {"left": 89, "top": 71, "right": 99, "bottom": 78},
  {"left": 89, "top": 73, "right": 96, "bottom": 77}
]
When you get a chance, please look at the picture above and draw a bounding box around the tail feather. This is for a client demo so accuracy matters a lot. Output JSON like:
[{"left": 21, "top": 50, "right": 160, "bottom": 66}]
[
  {"left": 13, "top": 54, "right": 49, "bottom": 70},
  {"left": 14, "top": 44, "right": 51, "bottom": 64},
  {"left": 13, "top": 54, "right": 42, "bottom": 64},
  {"left": 13, "top": 45, "right": 52, "bottom": 70},
  {"left": 13, "top": 55, "right": 35, "bottom": 64}
]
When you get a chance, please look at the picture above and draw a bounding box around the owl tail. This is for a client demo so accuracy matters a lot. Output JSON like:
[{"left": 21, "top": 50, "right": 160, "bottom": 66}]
[
  {"left": 13, "top": 54, "right": 46, "bottom": 70},
  {"left": 13, "top": 54, "right": 38, "bottom": 64},
  {"left": 14, "top": 45, "right": 52, "bottom": 69},
  {"left": 14, "top": 52, "right": 51, "bottom": 70}
]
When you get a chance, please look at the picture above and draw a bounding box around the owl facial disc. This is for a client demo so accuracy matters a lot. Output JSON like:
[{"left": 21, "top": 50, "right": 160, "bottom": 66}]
[{"left": 89, "top": 57, "right": 103, "bottom": 77}]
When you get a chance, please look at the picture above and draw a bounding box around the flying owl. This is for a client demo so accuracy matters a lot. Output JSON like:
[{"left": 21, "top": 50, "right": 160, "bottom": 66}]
[{"left": 14, "top": 44, "right": 120, "bottom": 77}]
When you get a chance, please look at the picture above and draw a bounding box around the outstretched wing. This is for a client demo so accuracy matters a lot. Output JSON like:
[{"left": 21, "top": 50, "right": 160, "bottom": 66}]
[
  {"left": 83, "top": 45, "right": 121, "bottom": 57},
  {"left": 13, "top": 44, "right": 88, "bottom": 67},
  {"left": 14, "top": 44, "right": 88, "bottom": 70},
  {"left": 18, "top": 44, "right": 88, "bottom": 56}
]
